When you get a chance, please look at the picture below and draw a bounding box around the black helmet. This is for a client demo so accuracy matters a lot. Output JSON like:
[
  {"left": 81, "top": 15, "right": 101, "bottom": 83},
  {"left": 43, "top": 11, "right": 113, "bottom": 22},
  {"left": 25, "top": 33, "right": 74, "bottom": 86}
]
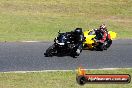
[{"left": 74, "top": 28, "right": 82, "bottom": 35}]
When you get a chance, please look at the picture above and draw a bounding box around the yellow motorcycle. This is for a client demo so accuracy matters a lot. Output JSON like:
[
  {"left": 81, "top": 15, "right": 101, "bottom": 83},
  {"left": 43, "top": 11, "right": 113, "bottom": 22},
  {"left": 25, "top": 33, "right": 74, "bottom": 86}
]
[{"left": 83, "top": 29, "right": 117, "bottom": 50}]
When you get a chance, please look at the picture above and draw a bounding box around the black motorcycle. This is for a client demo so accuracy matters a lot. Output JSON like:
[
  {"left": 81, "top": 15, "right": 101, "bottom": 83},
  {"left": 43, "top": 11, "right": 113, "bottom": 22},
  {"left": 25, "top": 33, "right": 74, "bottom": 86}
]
[{"left": 44, "top": 31, "right": 82, "bottom": 57}]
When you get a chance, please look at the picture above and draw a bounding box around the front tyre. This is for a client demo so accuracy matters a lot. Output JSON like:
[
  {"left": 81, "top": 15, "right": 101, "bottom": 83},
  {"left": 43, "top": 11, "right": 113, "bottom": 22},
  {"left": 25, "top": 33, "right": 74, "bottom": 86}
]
[
  {"left": 44, "top": 44, "right": 56, "bottom": 57},
  {"left": 103, "top": 39, "right": 112, "bottom": 50},
  {"left": 106, "top": 39, "right": 112, "bottom": 49},
  {"left": 102, "top": 41, "right": 108, "bottom": 50}
]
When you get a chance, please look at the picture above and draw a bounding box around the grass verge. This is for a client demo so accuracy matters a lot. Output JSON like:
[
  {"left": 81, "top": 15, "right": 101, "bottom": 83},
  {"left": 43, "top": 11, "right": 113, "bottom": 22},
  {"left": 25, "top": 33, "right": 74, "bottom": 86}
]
[
  {"left": 0, "top": 0, "right": 131, "bottom": 41},
  {"left": 0, "top": 69, "right": 132, "bottom": 88}
]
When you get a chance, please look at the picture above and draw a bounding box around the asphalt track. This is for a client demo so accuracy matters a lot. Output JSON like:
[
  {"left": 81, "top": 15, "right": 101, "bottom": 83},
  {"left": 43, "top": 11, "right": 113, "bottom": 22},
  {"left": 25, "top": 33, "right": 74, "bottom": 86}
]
[{"left": 0, "top": 39, "right": 132, "bottom": 72}]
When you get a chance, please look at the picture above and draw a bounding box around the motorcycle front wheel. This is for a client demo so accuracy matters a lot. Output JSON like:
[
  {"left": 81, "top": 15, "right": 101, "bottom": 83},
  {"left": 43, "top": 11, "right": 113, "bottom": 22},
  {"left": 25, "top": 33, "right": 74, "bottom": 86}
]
[{"left": 44, "top": 44, "right": 56, "bottom": 57}]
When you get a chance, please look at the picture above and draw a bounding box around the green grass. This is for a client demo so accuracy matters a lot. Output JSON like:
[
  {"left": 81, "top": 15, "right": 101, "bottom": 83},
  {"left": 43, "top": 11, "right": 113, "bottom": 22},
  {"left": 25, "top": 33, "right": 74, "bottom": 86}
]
[
  {"left": 0, "top": 0, "right": 131, "bottom": 41},
  {"left": 0, "top": 69, "right": 132, "bottom": 88}
]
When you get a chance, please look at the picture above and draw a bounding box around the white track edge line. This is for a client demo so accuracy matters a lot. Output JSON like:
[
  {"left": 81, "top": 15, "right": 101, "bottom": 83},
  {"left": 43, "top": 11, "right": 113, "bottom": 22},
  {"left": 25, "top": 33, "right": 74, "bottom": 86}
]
[{"left": 1, "top": 68, "right": 132, "bottom": 73}]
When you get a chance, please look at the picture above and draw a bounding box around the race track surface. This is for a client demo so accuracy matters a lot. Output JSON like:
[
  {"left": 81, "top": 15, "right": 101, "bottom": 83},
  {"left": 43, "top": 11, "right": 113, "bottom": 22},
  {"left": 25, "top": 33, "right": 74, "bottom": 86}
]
[{"left": 0, "top": 39, "right": 132, "bottom": 72}]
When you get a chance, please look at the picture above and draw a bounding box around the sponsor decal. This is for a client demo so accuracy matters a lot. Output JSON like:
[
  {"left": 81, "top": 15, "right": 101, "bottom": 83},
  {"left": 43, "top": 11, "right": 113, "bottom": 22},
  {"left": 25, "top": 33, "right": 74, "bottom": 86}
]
[{"left": 76, "top": 67, "right": 131, "bottom": 85}]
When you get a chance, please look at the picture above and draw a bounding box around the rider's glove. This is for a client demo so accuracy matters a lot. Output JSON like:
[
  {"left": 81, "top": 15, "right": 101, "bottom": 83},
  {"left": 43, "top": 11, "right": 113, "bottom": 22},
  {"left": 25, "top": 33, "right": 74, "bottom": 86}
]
[{"left": 94, "top": 39, "right": 99, "bottom": 42}]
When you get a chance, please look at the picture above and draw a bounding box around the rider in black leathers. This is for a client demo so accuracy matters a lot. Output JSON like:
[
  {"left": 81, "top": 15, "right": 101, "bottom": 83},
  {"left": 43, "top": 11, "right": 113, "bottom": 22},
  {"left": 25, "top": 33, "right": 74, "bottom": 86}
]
[{"left": 70, "top": 28, "right": 85, "bottom": 55}]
